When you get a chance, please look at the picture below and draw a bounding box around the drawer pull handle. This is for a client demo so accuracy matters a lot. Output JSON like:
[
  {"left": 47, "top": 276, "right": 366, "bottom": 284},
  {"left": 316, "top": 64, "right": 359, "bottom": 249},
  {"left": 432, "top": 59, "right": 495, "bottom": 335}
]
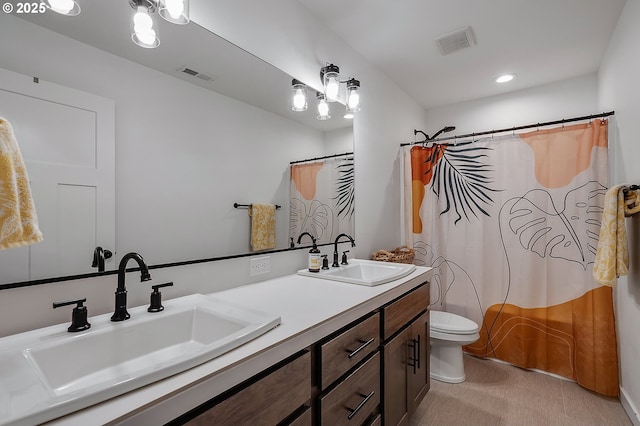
[
  {"left": 347, "top": 390, "right": 375, "bottom": 420},
  {"left": 346, "top": 337, "right": 376, "bottom": 359},
  {"left": 416, "top": 334, "right": 421, "bottom": 370},
  {"left": 408, "top": 338, "right": 418, "bottom": 374}
]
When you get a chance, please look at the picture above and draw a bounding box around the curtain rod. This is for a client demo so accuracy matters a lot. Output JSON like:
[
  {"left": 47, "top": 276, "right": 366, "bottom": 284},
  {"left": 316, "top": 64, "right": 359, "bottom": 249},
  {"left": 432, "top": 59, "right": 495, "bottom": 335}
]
[
  {"left": 290, "top": 151, "right": 354, "bottom": 165},
  {"left": 400, "top": 111, "right": 615, "bottom": 147}
]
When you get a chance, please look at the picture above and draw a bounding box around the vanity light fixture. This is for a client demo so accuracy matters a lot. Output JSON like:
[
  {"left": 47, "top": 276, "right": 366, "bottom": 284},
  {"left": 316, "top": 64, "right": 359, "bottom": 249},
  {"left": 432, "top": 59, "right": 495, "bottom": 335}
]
[
  {"left": 158, "top": 0, "right": 190, "bottom": 25},
  {"left": 321, "top": 63, "right": 341, "bottom": 102},
  {"left": 495, "top": 73, "right": 516, "bottom": 83},
  {"left": 291, "top": 79, "right": 308, "bottom": 112},
  {"left": 130, "top": 0, "right": 160, "bottom": 48},
  {"left": 291, "top": 64, "right": 361, "bottom": 120},
  {"left": 345, "top": 78, "right": 361, "bottom": 113},
  {"left": 42, "top": 0, "right": 81, "bottom": 16},
  {"left": 316, "top": 92, "right": 331, "bottom": 120},
  {"left": 128, "top": 0, "right": 190, "bottom": 48}
]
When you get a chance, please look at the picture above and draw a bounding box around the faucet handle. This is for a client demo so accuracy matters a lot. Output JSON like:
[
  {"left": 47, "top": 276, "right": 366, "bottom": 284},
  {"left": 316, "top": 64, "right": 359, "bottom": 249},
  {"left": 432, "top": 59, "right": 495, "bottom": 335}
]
[
  {"left": 341, "top": 250, "right": 350, "bottom": 265},
  {"left": 53, "top": 298, "right": 91, "bottom": 333},
  {"left": 148, "top": 282, "right": 174, "bottom": 313},
  {"left": 321, "top": 255, "right": 329, "bottom": 269}
]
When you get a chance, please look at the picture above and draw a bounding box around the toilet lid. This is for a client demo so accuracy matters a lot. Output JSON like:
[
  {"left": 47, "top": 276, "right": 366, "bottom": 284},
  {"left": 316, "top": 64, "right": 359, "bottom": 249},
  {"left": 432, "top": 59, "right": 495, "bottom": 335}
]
[{"left": 430, "top": 310, "right": 479, "bottom": 334}]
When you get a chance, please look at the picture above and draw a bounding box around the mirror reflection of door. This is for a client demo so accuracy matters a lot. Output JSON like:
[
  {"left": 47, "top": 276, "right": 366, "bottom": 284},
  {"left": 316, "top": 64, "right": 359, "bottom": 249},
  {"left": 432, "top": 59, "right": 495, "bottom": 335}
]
[{"left": 0, "top": 67, "right": 115, "bottom": 283}]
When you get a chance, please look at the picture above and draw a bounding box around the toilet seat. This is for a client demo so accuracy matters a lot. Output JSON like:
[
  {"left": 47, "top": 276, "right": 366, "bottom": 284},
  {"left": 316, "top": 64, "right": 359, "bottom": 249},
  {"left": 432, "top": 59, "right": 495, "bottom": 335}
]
[{"left": 430, "top": 310, "right": 479, "bottom": 335}]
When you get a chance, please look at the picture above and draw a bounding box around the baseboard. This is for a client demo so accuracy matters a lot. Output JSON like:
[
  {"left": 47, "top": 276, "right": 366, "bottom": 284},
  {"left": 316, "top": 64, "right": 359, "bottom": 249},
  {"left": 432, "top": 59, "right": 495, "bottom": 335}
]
[{"left": 620, "top": 386, "right": 640, "bottom": 426}]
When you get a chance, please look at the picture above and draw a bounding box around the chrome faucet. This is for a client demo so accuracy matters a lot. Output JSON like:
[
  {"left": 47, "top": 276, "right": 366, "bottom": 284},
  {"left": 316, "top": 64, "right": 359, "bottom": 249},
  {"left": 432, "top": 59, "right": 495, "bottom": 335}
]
[
  {"left": 111, "top": 252, "right": 151, "bottom": 322},
  {"left": 333, "top": 233, "right": 355, "bottom": 267}
]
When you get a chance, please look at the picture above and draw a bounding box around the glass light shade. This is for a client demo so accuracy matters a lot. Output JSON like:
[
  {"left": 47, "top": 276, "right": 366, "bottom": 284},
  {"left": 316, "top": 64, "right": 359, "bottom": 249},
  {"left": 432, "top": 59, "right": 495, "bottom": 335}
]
[
  {"left": 316, "top": 93, "right": 331, "bottom": 120},
  {"left": 291, "top": 80, "right": 308, "bottom": 112},
  {"left": 131, "top": 5, "right": 160, "bottom": 48},
  {"left": 321, "top": 64, "right": 340, "bottom": 102},
  {"left": 159, "top": 0, "right": 190, "bottom": 25},
  {"left": 324, "top": 74, "right": 340, "bottom": 102},
  {"left": 43, "top": 0, "right": 81, "bottom": 16},
  {"left": 346, "top": 79, "right": 361, "bottom": 113}
]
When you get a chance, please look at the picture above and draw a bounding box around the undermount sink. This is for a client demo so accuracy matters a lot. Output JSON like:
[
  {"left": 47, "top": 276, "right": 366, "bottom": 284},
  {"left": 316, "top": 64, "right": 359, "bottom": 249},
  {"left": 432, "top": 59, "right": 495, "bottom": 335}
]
[
  {"left": 297, "top": 258, "right": 416, "bottom": 286},
  {"left": 0, "top": 294, "right": 280, "bottom": 426}
]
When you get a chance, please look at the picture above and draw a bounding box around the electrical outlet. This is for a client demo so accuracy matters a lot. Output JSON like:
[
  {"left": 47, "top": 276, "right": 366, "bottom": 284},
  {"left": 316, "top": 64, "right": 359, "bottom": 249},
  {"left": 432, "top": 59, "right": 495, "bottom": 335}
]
[{"left": 250, "top": 256, "right": 270, "bottom": 276}]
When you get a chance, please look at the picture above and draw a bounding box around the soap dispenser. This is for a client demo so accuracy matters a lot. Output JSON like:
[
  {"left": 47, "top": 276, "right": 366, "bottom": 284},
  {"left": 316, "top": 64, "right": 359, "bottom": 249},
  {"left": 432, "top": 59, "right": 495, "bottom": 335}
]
[{"left": 297, "top": 232, "right": 321, "bottom": 272}]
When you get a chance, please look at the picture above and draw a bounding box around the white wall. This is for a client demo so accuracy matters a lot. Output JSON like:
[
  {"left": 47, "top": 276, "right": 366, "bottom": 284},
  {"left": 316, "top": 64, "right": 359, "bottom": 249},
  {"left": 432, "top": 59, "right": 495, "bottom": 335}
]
[
  {"left": 324, "top": 127, "right": 354, "bottom": 155},
  {"left": 598, "top": 0, "right": 640, "bottom": 422},
  {"left": 425, "top": 73, "right": 599, "bottom": 134},
  {"left": 0, "top": 14, "right": 326, "bottom": 266}
]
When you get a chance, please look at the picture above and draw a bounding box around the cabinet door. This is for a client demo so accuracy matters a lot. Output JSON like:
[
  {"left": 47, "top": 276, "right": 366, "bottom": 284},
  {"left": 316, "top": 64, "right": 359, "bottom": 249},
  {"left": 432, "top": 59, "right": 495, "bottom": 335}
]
[
  {"left": 407, "top": 311, "right": 429, "bottom": 415},
  {"left": 383, "top": 328, "right": 409, "bottom": 426}
]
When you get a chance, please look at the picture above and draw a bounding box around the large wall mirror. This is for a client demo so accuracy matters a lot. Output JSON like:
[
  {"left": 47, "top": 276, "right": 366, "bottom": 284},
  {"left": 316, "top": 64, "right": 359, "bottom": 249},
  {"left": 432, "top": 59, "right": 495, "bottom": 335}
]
[{"left": 0, "top": 2, "right": 354, "bottom": 287}]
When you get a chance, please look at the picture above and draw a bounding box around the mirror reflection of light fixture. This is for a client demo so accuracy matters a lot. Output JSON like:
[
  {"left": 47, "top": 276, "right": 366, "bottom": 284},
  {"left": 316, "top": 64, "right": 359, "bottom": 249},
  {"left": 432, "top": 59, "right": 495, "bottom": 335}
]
[
  {"left": 291, "top": 63, "right": 361, "bottom": 120},
  {"left": 158, "top": 0, "right": 190, "bottom": 25},
  {"left": 291, "top": 79, "right": 308, "bottom": 112},
  {"left": 345, "top": 78, "right": 361, "bottom": 113},
  {"left": 316, "top": 92, "right": 331, "bottom": 120},
  {"left": 42, "top": 0, "right": 81, "bottom": 16},
  {"left": 130, "top": 0, "right": 160, "bottom": 48},
  {"left": 320, "top": 64, "right": 340, "bottom": 102}
]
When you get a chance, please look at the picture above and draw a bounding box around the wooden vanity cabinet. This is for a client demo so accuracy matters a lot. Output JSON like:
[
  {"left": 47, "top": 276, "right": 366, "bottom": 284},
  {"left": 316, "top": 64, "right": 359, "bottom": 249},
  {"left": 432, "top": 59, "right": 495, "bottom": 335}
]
[
  {"left": 155, "top": 281, "right": 430, "bottom": 426},
  {"left": 315, "top": 312, "right": 381, "bottom": 425},
  {"left": 179, "top": 351, "right": 311, "bottom": 426},
  {"left": 381, "top": 283, "right": 430, "bottom": 426}
]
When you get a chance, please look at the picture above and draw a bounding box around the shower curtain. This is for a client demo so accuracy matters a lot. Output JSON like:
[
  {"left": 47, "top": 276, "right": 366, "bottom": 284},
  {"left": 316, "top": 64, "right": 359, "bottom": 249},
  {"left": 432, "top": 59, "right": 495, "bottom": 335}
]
[
  {"left": 290, "top": 156, "right": 355, "bottom": 245},
  {"left": 403, "top": 120, "right": 619, "bottom": 396}
]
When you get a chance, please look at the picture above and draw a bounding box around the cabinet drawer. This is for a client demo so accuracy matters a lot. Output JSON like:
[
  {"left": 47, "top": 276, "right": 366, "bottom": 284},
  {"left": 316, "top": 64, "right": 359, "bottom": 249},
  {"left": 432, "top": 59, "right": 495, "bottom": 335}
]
[
  {"left": 319, "top": 312, "right": 380, "bottom": 389},
  {"left": 382, "top": 284, "right": 429, "bottom": 340},
  {"left": 287, "top": 406, "right": 312, "bottom": 426},
  {"left": 185, "top": 351, "right": 311, "bottom": 426},
  {"left": 367, "top": 414, "right": 382, "bottom": 426},
  {"left": 319, "top": 352, "right": 380, "bottom": 426}
]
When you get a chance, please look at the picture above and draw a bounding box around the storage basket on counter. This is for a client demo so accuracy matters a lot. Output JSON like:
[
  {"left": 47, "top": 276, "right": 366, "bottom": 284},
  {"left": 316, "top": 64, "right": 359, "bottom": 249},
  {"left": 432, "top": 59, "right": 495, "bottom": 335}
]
[{"left": 370, "top": 246, "right": 415, "bottom": 264}]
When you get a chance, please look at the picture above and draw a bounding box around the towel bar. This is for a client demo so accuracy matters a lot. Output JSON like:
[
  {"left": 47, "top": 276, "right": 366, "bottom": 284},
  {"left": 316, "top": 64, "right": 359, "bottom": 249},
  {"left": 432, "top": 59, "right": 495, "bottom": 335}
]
[{"left": 234, "top": 203, "right": 281, "bottom": 210}]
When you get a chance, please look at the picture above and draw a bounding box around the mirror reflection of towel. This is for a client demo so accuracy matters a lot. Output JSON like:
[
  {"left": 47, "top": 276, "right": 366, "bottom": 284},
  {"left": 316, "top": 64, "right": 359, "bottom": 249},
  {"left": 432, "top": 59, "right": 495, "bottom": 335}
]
[
  {"left": 249, "top": 203, "right": 276, "bottom": 251},
  {"left": 0, "top": 117, "right": 43, "bottom": 250}
]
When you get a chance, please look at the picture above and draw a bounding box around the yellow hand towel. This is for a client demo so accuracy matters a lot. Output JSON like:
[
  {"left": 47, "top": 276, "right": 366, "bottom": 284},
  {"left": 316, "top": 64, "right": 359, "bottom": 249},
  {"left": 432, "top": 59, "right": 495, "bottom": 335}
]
[
  {"left": 0, "top": 117, "right": 43, "bottom": 250},
  {"left": 593, "top": 185, "right": 628, "bottom": 286},
  {"left": 249, "top": 203, "right": 276, "bottom": 251}
]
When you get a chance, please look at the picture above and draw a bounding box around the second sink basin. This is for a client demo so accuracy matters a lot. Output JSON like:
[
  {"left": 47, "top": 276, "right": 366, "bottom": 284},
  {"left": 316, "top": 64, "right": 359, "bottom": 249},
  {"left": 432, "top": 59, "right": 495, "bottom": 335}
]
[
  {"left": 297, "top": 259, "right": 416, "bottom": 286},
  {"left": 0, "top": 293, "right": 280, "bottom": 426}
]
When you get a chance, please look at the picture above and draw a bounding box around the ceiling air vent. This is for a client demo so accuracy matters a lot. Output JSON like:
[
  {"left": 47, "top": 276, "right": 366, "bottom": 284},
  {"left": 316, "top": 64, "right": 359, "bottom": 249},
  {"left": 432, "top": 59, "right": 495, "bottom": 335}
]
[
  {"left": 435, "top": 26, "right": 476, "bottom": 56},
  {"left": 178, "top": 66, "right": 215, "bottom": 82}
]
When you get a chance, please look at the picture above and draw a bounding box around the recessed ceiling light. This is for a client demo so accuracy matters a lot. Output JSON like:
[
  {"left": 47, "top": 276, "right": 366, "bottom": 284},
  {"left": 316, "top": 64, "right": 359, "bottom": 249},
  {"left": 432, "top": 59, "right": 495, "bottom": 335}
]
[
  {"left": 495, "top": 73, "right": 516, "bottom": 84},
  {"left": 344, "top": 113, "right": 354, "bottom": 119}
]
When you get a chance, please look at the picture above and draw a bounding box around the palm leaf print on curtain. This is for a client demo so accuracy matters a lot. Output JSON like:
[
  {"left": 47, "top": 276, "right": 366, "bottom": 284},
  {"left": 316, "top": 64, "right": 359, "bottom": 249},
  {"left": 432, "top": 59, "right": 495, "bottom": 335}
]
[
  {"left": 290, "top": 156, "right": 355, "bottom": 244},
  {"left": 404, "top": 120, "right": 619, "bottom": 396}
]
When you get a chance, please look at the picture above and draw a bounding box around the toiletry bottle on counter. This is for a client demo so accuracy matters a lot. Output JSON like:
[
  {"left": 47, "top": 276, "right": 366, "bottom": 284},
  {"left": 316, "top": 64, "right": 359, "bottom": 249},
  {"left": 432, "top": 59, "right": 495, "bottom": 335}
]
[
  {"left": 297, "top": 232, "right": 321, "bottom": 272},
  {"left": 308, "top": 242, "right": 321, "bottom": 272}
]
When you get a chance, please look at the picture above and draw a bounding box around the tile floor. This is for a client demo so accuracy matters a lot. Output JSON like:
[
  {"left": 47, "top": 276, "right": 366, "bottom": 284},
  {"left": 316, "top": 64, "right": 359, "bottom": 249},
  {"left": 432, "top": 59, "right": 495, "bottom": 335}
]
[{"left": 412, "top": 355, "right": 632, "bottom": 426}]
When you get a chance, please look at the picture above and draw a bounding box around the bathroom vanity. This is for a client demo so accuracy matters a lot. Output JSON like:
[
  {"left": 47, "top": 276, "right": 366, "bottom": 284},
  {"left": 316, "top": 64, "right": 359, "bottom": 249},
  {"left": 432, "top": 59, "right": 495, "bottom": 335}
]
[{"left": 43, "top": 266, "right": 432, "bottom": 426}]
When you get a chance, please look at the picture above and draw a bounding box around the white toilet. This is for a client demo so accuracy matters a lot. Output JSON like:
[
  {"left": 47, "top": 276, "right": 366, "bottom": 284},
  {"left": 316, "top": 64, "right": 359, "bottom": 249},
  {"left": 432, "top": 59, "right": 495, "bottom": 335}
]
[{"left": 429, "top": 310, "right": 480, "bottom": 383}]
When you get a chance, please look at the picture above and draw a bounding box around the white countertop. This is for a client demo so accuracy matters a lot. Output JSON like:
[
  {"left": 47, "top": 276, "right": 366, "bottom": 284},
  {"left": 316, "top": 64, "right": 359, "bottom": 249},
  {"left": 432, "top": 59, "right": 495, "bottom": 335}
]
[{"left": 45, "top": 266, "right": 432, "bottom": 426}]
